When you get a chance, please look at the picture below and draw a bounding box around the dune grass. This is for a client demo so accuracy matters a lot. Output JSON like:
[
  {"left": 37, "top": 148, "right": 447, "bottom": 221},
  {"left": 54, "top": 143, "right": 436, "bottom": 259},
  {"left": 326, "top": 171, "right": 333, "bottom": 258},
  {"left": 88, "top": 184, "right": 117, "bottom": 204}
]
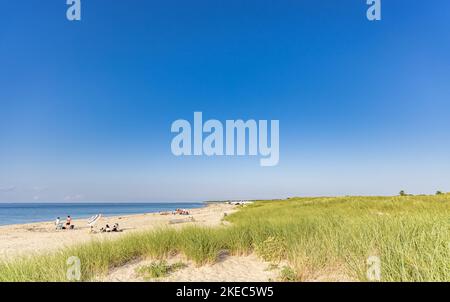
[
  {"left": 1, "top": 195, "right": 450, "bottom": 281},
  {"left": 136, "top": 261, "right": 187, "bottom": 280}
]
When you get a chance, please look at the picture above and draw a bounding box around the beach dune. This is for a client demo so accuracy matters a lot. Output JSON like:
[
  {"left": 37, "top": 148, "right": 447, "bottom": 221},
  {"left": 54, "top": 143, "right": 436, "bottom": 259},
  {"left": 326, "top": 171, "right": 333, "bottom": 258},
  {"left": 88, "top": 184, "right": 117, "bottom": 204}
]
[{"left": 0, "top": 203, "right": 235, "bottom": 260}]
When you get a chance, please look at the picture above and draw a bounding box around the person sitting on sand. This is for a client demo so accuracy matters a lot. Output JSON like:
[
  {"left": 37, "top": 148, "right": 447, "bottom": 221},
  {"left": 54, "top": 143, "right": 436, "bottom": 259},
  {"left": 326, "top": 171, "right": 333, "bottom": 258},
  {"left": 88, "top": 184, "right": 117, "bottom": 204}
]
[
  {"left": 111, "top": 223, "right": 121, "bottom": 232},
  {"left": 55, "top": 217, "right": 64, "bottom": 230}
]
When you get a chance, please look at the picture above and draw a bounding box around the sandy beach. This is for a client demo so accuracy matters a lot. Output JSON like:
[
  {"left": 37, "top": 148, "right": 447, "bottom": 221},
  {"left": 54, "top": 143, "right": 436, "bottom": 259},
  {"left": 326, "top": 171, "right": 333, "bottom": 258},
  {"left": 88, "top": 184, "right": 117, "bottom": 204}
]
[
  {"left": 0, "top": 202, "right": 287, "bottom": 282},
  {"left": 102, "top": 254, "right": 282, "bottom": 282},
  {"left": 0, "top": 203, "right": 236, "bottom": 260}
]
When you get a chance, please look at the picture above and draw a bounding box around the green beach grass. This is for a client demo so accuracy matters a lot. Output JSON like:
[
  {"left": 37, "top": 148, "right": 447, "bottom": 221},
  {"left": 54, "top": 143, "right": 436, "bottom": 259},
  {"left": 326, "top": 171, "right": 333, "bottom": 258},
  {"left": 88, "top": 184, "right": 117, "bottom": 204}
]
[
  {"left": 136, "top": 261, "right": 187, "bottom": 280},
  {"left": 1, "top": 195, "right": 450, "bottom": 281}
]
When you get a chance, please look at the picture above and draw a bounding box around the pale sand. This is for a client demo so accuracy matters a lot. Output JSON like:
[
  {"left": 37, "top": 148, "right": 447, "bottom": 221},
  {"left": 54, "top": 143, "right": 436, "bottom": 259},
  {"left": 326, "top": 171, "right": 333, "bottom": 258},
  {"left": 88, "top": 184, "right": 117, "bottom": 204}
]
[
  {"left": 0, "top": 203, "right": 282, "bottom": 282},
  {"left": 102, "top": 254, "right": 283, "bottom": 282},
  {"left": 0, "top": 203, "right": 236, "bottom": 260}
]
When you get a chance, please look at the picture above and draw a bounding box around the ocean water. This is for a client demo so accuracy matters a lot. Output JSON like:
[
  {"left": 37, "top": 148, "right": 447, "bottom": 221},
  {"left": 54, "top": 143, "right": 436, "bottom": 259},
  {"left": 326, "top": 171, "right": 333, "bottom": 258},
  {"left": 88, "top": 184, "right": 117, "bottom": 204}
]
[{"left": 0, "top": 202, "right": 205, "bottom": 226}]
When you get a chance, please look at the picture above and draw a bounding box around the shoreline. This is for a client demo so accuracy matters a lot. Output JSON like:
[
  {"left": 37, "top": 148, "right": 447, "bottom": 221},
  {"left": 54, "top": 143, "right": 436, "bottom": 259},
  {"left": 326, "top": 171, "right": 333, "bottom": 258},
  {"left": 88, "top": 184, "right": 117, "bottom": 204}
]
[
  {"left": 0, "top": 202, "right": 207, "bottom": 228},
  {"left": 0, "top": 202, "right": 236, "bottom": 260}
]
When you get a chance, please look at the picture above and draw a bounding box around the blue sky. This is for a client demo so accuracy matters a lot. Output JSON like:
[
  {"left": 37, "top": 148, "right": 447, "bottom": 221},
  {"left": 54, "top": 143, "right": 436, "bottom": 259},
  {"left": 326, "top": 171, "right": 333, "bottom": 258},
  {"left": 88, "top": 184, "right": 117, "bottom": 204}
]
[{"left": 1, "top": 1, "right": 450, "bottom": 202}]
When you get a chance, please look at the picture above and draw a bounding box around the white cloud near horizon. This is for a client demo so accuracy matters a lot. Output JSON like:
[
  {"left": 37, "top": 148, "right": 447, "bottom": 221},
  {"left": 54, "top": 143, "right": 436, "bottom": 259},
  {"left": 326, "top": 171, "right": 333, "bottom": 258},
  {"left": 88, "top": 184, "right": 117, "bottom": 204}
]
[
  {"left": 32, "top": 186, "right": 48, "bottom": 193},
  {"left": 64, "top": 194, "right": 84, "bottom": 201},
  {"left": 0, "top": 186, "right": 16, "bottom": 193}
]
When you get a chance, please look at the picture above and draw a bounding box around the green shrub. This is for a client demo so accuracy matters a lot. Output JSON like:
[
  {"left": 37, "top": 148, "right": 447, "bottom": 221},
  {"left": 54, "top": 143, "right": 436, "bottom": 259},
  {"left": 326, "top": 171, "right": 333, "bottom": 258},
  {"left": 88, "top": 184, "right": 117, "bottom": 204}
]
[
  {"left": 136, "top": 261, "right": 186, "bottom": 280},
  {"left": 254, "top": 236, "right": 286, "bottom": 262},
  {"left": 280, "top": 266, "right": 297, "bottom": 281}
]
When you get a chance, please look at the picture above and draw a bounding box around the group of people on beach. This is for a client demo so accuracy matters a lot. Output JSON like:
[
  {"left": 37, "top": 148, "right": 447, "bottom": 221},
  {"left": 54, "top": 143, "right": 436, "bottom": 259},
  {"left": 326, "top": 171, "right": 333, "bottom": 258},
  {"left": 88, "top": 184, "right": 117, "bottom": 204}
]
[
  {"left": 55, "top": 214, "right": 122, "bottom": 233},
  {"left": 99, "top": 223, "right": 121, "bottom": 233},
  {"left": 173, "top": 208, "right": 190, "bottom": 215},
  {"left": 55, "top": 216, "right": 74, "bottom": 230}
]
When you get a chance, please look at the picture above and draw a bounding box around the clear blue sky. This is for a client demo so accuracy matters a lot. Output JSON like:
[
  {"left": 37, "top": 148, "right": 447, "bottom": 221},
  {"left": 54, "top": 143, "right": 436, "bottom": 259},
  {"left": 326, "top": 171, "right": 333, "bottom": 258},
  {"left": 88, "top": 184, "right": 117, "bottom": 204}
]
[{"left": 1, "top": 1, "right": 450, "bottom": 202}]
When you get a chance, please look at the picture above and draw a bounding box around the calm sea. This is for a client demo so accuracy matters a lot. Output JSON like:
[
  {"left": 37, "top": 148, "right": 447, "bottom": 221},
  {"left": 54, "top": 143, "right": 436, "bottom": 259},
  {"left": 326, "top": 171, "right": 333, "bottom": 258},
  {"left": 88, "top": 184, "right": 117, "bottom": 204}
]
[{"left": 0, "top": 202, "right": 205, "bottom": 226}]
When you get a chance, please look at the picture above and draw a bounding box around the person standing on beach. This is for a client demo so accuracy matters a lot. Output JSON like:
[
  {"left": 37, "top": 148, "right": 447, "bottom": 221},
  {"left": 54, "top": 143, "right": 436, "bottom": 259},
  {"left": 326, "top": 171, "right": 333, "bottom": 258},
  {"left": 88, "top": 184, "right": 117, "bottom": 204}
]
[{"left": 66, "top": 216, "right": 72, "bottom": 228}]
